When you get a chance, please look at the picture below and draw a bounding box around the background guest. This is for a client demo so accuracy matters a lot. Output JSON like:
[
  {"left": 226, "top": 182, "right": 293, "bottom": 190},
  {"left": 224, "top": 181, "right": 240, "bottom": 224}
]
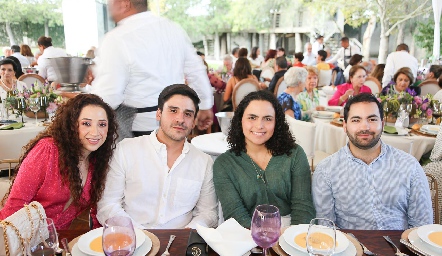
[
  {"left": 328, "top": 65, "right": 371, "bottom": 106},
  {"left": 20, "top": 44, "right": 35, "bottom": 65},
  {"left": 0, "top": 59, "right": 27, "bottom": 100},
  {"left": 223, "top": 58, "right": 258, "bottom": 107},
  {"left": 249, "top": 46, "right": 264, "bottom": 69},
  {"left": 343, "top": 54, "right": 363, "bottom": 80},
  {"left": 316, "top": 50, "right": 330, "bottom": 71},
  {"left": 0, "top": 94, "right": 118, "bottom": 230},
  {"left": 238, "top": 48, "right": 248, "bottom": 58},
  {"left": 424, "top": 65, "right": 442, "bottom": 83},
  {"left": 6, "top": 56, "right": 24, "bottom": 79},
  {"left": 37, "top": 36, "right": 68, "bottom": 82},
  {"left": 261, "top": 49, "right": 277, "bottom": 69},
  {"left": 370, "top": 64, "right": 386, "bottom": 83},
  {"left": 302, "top": 42, "right": 316, "bottom": 66},
  {"left": 267, "top": 56, "right": 288, "bottom": 93},
  {"left": 312, "top": 35, "right": 324, "bottom": 54},
  {"left": 292, "top": 52, "right": 305, "bottom": 67},
  {"left": 10, "top": 45, "right": 30, "bottom": 67},
  {"left": 381, "top": 67, "right": 415, "bottom": 95},
  {"left": 297, "top": 66, "right": 325, "bottom": 111},
  {"left": 213, "top": 90, "right": 315, "bottom": 228},
  {"left": 277, "top": 67, "right": 307, "bottom": 120},
  {"left": 382, "top": 43, "right": 418, "bottom": 87}
]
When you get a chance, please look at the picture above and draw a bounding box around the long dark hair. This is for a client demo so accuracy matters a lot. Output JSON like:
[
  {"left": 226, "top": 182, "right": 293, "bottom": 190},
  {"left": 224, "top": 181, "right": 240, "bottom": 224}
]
[
  {"left": 2, "top": 94, "right": 118, "bottom": 207},
  {"left": 250, "top": 47, "right": 259, "bottom": 60},
  {"left": 233, "top": 58, "right": 252, "bottom": 80},
  {"left": 228, "top": 90, "right": 296, "bottom": 156}
]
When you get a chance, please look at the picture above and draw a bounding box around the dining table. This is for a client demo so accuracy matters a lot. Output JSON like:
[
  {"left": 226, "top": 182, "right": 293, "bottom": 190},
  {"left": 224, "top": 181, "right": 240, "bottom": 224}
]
[{"left": 58, "top": 228, "right": 413, "bottom": 255}]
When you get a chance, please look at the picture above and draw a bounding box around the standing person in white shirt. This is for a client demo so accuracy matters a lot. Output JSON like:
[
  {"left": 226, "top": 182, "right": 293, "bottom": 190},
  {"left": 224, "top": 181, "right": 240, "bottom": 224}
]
[
  {"left": 312, "top": 35, "right": 324, "bottom": 55},
  {"left": 381, "top": 43, "right": 418, "bottom": 88},
  {"left": 326, "top": 37, "right": 361, "bottom": 68},
  {"left": 37, "top": 36, "right": 68, "bottom": 82},
  {"left": 91, "top": 0, "right": 213, "bottom": 138},
  {"left": 10, "top": 45, "right": 30, "bottom": 67},
  {"left": 97, "top": 84, "right": 218, "bottom": 229},
  {"left": 302, "top": 42, "right": 316, "bottom": 66}
]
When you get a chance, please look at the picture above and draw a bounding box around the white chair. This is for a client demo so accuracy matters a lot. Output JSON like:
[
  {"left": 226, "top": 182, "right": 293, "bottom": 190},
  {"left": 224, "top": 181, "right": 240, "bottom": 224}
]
[
  {"left": 420, "top": 81, "right": 440, "bottom": 96},
  {"left": 261, "top": 67, "right": 275, "bottom": 87},
  {"left": 364, "top": 77, "right": 382, "bottom": 94},
  {"left": 274, "top": 77, "right": 287, "bottom": 98},
  {"left": 318, "top": 70, "right": 332, "bottom": 87},
  {"left": 18, "top": 74, "right": 45, "bottom": 87},
  {"left": 232, "top": 78, "right": 260, "bottom": 110},
  {"left": 285, "top": 115, "right": 330, "bottom": 171}
]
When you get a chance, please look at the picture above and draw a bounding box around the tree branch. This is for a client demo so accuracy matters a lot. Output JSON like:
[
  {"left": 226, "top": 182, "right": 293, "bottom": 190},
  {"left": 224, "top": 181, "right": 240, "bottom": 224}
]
[{"left": 386, "top": 3, "right": 431, "bottom": 35}]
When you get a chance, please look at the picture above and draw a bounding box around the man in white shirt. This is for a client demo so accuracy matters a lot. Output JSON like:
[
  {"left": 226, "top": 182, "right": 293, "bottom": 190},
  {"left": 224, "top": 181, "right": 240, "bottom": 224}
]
[
  {"left": 382, "top": 44, "right": 418, "bottom": 88},
  {"left": 312, "top": 35, "right": 324, "bottom": 55},
  {"left": 302, "top": 42, "right": 316, "bottom": 66},
  {"left": 97, "top": 84, "right": 218, "bottom": 229},
  {"left": 10, "top": 45, "right": 30, "bottom": 67},
  {"left": 36, "top": 36, "right": 68, "bottom": 82},
  {"left": 326, "top": 37, "right": 361, "bottom": 68},
  {"left": 91, "top": 0, "right": 213, "bottom": 137}
]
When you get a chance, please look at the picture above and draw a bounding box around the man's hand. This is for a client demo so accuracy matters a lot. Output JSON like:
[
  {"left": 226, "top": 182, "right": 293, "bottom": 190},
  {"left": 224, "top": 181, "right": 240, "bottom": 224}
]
[{"left": 196, "top": 109, "right": 213, "bottom": 130}]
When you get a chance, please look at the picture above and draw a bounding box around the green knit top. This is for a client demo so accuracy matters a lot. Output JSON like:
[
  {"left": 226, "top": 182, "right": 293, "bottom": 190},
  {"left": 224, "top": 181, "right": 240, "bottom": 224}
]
[{"left": 213, "top": 145, "right": 315, "bottom": 228}]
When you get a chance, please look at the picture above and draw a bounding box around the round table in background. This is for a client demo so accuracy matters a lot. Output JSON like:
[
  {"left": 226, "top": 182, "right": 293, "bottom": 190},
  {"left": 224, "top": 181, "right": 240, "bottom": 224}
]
[{"left": 191, "top": 132, "right": 229, "bottom": 160}]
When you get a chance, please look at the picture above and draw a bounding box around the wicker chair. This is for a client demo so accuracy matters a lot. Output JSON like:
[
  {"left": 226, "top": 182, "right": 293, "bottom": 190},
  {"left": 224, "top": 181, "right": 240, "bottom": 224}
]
[{"left": 426, "top": 173, "right": 440, "bottom": 224}]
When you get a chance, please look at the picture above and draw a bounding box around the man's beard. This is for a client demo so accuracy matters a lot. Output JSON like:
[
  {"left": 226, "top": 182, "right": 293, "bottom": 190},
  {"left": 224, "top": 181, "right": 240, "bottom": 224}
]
[{"left": 346, "top": 130, "right": 381, "bottom": 150}]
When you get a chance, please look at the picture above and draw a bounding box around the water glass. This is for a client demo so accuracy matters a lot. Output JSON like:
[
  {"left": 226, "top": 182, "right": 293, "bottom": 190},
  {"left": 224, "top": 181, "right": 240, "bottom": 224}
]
[
  {"left": 306, "top": 218, "right": 336, "bottom": 256},
  {"left": 103, "top": 216, "right": 136, "bottom": 256},
  {"left": 29, "top": 218, "right": 58, "bottom": 256},
  {"left": 251, "top": 204, "right": 281, "bottom": 256}
]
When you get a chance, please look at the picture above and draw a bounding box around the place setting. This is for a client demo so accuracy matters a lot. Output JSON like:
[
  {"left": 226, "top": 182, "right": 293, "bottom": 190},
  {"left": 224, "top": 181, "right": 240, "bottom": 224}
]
[
  {"left": 68, "top": 216, "right": 160, "bottom": 256},
  {"left": 312, "top": 111, "right": 338, "bottom": 120},
  {"left": 400, "top": 224, "right": 442, "bottom": 256}
]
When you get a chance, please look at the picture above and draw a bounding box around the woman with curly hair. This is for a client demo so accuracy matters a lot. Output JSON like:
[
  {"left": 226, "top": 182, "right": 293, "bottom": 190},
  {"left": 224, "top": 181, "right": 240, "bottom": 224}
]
[
  {"left": 0, "top": 94, "right": 118, "bottom": 230},
  {"left": 213, "top": 90, "right": 315, "bottom": 228}
]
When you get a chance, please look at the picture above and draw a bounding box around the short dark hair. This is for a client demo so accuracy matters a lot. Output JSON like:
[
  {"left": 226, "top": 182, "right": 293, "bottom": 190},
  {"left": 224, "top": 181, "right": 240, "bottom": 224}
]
[
  {"left": 393, "top": 67, "right": 414, "bottom": 84},
  {"left": 37, "top": 36, "right": 53, "bottom": 48},
  {"left": 294, "top": 52, "right": 304, "bottom": 62},
  {"left": 344, "top": 93, "right": 383, "bottom": 122},
  {"left": 316, "top": 35, "right": 324, "bottom": 40},
  {"left": 0, "top": 58, "right": 17, "bottom": 73},
  {"left": 228, "top": 90, "right": 296, "bottom": 156},
  {"left": 10, "top": 45, "right": 20, "bottom": 53},
  {"left": 130, "top": 0, "right": 148, "bottom": 12},
  {"left": 429, "top": 65, "right": 442, "bottom": 78},
  {"left": 277, "top": 47, "right": 285, "bottom": 53},
  {"left": 238, "top": 48, "right": 248, "bottom": 58},
  {"left": 396, "top": 43, "right": 409, "bottom": 52},
  {"left": 317, "top": 50, "right": 327, "bottom": 61},
  {"left": 232, "top": 47, "right": 240, "bottom": 55},
  {"left": 275, "top": 56, "right": 288, "bottom": 69},
  {"left": 196, "top": 51, "right": 204, "bottom": 56},
  {"left": 349, "top": 54, "right": 363, "bottom": 66},
  {"left": 6, "top": 56, "right": 23, "bottom": 78},
  {"left": 341, "top": 37, "right": 349, "bottom": 42},
  {"left": 158, "top": 84, "right": 200, "bottom": 117}
]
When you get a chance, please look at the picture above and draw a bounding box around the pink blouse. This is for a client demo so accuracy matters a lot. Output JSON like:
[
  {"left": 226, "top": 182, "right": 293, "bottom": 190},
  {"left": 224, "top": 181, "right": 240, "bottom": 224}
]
[
  {"left": 0, "top": 138, "right": 94, "bottom": 230},
  {"left": 328, "top": 83, "right": 372, "bottom": 106}
]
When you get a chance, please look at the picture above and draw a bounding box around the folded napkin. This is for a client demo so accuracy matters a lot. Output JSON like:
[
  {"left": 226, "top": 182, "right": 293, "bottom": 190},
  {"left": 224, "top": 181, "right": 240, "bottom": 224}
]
[
  {"left": 0, "top": 122, "right": 23, "bottom": 130},
  {"left": 383, "top": 125, "right": 398, "bottom": 134},
  {"left": 196, "top": 218, "right": 257, "bottom": 256}
]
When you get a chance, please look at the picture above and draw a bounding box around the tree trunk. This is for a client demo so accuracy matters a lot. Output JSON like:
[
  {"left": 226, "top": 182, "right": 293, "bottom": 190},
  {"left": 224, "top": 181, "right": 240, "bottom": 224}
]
[
  {"left": 396, "top": 23, "right": 405, "bottom": 45},
  {"left": 362, "top": 15, "right": 376, "bottom": 61},
  {"left": 5, "top": 22, "right": 15, "bottom": 46},
  {"left": 202, "top": 36, "right": 208, "bottom": 57},
  {"left": 44, "top": 20, "right": 49, "bottom": 37},
  {"left": 378, "top": 20, "right": 390, "bottom": 64},
  {"left": 214, "top": 31, "right": 220, "bottom": 61}
]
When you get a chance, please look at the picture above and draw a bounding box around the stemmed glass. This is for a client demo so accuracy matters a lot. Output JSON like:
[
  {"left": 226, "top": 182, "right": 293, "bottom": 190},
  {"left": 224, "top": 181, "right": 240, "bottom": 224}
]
[
  {"left": 103, "top": 216, "right": 136, "bottom": 256},
  {"left": 251, "top": 204, "right": 281, "bottom": 256},
  {"left": 15, "top": 97, "right": 26, "bottom": 123},
  {"left": 40, "top": 96, "right": 48, "bottom": 122},
  {"left": 433, "top": 102, "right": 442, "bottom": 124},
  {"left": 28, "top": 218, "right": 58, "bottom": 256},
  {"left": 306, "top": 218, "right": 336, "bottom": 256},
  {"left": 28, "top": 97, "right": 40, "bottom": 126},
  {"left": 383, "top": 101, "right": 389, "bottom": 124}
]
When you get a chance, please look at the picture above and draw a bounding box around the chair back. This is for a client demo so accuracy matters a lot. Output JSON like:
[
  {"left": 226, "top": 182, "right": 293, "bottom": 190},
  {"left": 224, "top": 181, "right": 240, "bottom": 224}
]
[
  {"left": 420, "top": 81, "right": 440, "bottom": 96},
  {"left": 18, "top": 74, "right": 46, "bottom": 87},
  {"left": 364, "top": 77, "right": 382, "bottom": 94},
  {"left": 261, "top": 67, "right": 275, "bottom": 87},
  {"left": 232, "top": 78, "right": 260, "bottom": 110},
  {"left": 426, "top": 173, "right": 440, "bottom": 224},
  {"left": 274, "top": 77, "right": 288, "bottom": 97},
  {"left": 318, "top": 70, "right": 332, "bottom": 87},
  {"left": 285, "top": 115, "right": 316, "bottom": 159}
]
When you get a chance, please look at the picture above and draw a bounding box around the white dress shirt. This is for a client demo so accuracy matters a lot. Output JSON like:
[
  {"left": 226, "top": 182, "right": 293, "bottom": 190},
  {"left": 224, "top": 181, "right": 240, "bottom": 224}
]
[
  {"left": 97, "top": 131, "right": 218, "bottom": 229},
  {"left": 312, "top": 41, "right": 324, "bottom": 55},
  {"left": 326, "top": 45, "right": 361, "bottom": 65},
  {"left": 91, "top": 11, "right": 213, "bottom": 132},
  {"left": 11, "top": 52, "right": 30, "bottom": 67},
  {"left": 382, "top": 50, "right": 418, "bottom": 87},
  {"left": 248, "top": 55, "right": 264, "bottom": 68},
  {"left": 37, "top": 46, "right": 67, "bottom": 81},
  {"left": 302, "top": 52, "right": 317, "bottom": 66}
]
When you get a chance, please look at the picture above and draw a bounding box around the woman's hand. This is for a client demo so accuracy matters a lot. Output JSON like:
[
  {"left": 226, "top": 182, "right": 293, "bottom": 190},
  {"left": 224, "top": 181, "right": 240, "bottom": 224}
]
[{"left": 343, "top": 89, "right": 354, "bottom": 100}]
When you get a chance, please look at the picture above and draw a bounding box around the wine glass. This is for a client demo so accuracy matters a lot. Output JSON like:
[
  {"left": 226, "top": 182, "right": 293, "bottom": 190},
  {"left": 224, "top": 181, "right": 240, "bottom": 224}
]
[
  {"left": 251, "top": 204, "right": 281, "bottom": 256},
  {"left": 40, "top": 96, "right": 49, "bottom": 122},
  {"left": 433, "top": 102, "right": 442, "bottom": 124},
  {"left": 306, "top": 218, "right": 336, "bottom": 256},
  {"left": 383, "top": 101, "right": 389, "bottom": 124},
  {"left": 15, "top": 97, "right": 26, "bottom": 123},
  {"left": 28, "top": 97, "right": 40, "bottom": 126},
  {"left": 29, "top": 218, "right": 58, "bottom": 256},
  {"left": 103, "top": 216, "right": 136, "bottom": 256}
]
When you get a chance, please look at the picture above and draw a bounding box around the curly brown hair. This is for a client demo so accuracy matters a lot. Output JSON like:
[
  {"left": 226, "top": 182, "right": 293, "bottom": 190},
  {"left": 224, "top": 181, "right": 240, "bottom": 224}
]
[
  {"left": 2, "top": 94, "right": 118, "bottom": 207},
  {"left": 227, "top": 90, "right": 296, "bottom": 156}
]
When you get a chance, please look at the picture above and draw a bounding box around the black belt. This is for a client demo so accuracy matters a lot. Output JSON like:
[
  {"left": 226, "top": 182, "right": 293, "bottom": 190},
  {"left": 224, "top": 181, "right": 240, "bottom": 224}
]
[
  {"left": 133, "top": 131, "right": 153, "bottom": 137},
  {"left": 137, "top": 106, "right": 158, "bottom": 113}
]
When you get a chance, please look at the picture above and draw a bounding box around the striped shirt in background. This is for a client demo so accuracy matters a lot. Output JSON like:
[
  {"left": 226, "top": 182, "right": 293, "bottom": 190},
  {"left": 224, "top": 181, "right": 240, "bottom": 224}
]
[{"left": 312, "top": 141, "right": 433, "bottom": 230}]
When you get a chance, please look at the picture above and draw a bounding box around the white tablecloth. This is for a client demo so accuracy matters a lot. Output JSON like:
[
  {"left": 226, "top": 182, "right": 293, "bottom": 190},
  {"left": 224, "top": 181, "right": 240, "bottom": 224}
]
[
  {"left": 191, "top": 132, "right": 229, "bottom": 160},
  {"left": 0, "top": 117, "right": 45, "bottom": 169}
]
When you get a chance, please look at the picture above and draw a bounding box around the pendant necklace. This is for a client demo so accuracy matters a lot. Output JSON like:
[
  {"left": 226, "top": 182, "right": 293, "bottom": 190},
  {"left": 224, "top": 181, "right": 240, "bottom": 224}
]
[{"left": 248, "top": 154, "right": 266, "bottom": 184}]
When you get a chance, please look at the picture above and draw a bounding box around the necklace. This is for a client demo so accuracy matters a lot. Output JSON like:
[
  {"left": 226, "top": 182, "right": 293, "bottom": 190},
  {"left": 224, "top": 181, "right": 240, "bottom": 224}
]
[{"left": 247, "top": 154, "right": 266, "bottom": 184}]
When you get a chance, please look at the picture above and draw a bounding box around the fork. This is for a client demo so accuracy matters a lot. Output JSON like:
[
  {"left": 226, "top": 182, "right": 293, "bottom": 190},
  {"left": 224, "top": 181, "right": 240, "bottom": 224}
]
[
  {"left": 347, "top": 233, "right": 377, "bottom": 255},
  {"left": 383, "top": 236, "right": 409, "bottom": 256},
  {"left": 161, "top": 235, "right": 176, "bottom": 256}
]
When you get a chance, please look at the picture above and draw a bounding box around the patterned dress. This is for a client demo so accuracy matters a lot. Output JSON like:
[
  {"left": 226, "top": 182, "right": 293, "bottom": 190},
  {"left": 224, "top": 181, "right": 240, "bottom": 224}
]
[
  {"left": 297, "top": 89, "right": 320, "bottom": 111},
  {"left": 423, "top": 123, "right": 442, "bottom": 224},
  {"left": 277, "top": 92, "right": 302, "bottom": 120}
]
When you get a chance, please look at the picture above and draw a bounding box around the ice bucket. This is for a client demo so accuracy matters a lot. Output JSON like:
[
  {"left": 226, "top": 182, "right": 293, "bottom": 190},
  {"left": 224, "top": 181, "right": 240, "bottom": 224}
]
[{"left": 48, "top": 57, "right": 91, "bottom": 84}]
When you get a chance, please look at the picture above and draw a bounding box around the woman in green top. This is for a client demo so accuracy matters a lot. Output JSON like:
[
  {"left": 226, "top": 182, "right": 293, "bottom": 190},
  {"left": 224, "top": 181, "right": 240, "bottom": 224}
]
[
  {"left": 213, "top": 90, "right": 315, "bottom": 228},
  {"left": 297, "top": 66, "right": 325, "bottom": 112}
]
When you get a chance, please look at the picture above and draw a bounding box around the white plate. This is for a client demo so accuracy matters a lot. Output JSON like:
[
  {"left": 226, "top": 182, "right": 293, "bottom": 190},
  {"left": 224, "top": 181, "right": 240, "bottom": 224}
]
[
  {"left": 408, "top": 228, "right": 442, "bottom": 255},
  {"left": 72, "top": 232, "right": 152, "bottom": 256},
  {"left": 77, "top": 227, "right": 146, "bottom": 256},
  {"left": 312, "top": 111, "right": 335, "bottom": 119},
  {"left": 416, "top": 224, "right": 442, "bottom": 249},
  {"left": 421, "top": 125, "right": 440, "bottom": 135},
  {"left": 278, "top": 235, "right": 357, "bottom": 256},
  {"left": 282, "top": 224, "right": 349, "bottom": 254},
  {"left": 325, "top": 106, "right": 343, "bottom": 113}
]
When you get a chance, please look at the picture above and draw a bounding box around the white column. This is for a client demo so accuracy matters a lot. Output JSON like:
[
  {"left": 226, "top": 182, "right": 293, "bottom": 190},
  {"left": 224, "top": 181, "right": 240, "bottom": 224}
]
[
  {"left": 259, "top": 33, "right": 264, "bottom": 54},
  {"left": 214, "top": 32, "right": 220, "bottom": 61},
  {"left": 295, "top": 33, "right": 302, "bottom": 53},
  {"left": 269, "top": 33, "right": 276, "bottom": 49}
]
